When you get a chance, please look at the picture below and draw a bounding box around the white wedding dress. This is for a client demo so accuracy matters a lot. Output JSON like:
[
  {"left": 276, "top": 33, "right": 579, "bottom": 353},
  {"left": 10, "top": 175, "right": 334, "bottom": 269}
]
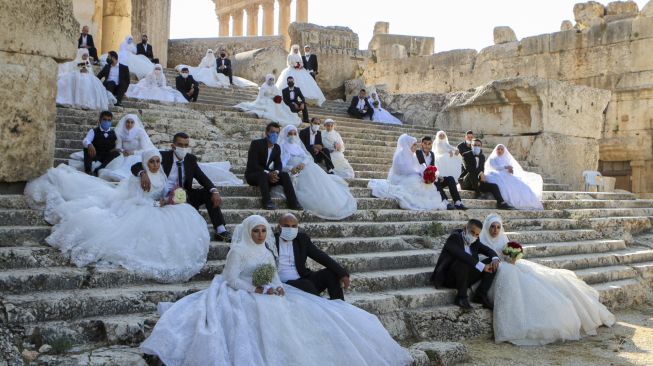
[
  {"left": 369, "top": 94, "right": 402, "bottom": 125},
  {"left": 368, "top": 134, "right": 447, "bottom": 211},
  {"left": 275, "top": 45, "right": 326, "bottom": 106},
  {"left": 116, "top": 35, "right": 154, "bottom": 79},
  {"left": 235, "top": 74, "right": 301, "bottom": 127},
  {"left": 57, "top": 49, "right": 116, "bottom": 110},
  {"left": 279, "top": 125, "right": 357, "bottom": 220},
  {"left": 484, "top": 144, "right": 544, "bottom": 210},
  {"left": 24, "top": 152, "right": 210, "bottom": 283},
  {"left": 480, "top": 214, "right": 615, "bottom": 345},
  {"left": 322, "top": 125, "right": 355, "bottom": 179},
  {"left": 141, "top": 215, "right": 413, "bottom": 366},
  {"left": 433, "top": 131, "right": 463, "bottom": 181},
  {"left": 97, "top": 114, "right": 154, "bottom": 182},
  {"left": 126, "top": 65, "right": 188, "bottom": 103},
  {"left": 175, "top": 49, "right": 257, "bottom": 88}
]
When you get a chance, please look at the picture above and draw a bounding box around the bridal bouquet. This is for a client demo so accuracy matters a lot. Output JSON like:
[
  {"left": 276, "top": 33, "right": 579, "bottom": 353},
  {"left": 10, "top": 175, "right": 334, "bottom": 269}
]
[
  {"left": 252, "top": 263, "right": 277, "bottom": 288},
  {"left": 423, "top": 166, "right": 437, "bottom": 184},
  {"left": 168, "top": 187, "right": 187, "bottom": 205},
  {"left": 294, "top": 62, "right": 302, "bottom": 69},
  {"left": 372, "top": 101, "right": 379, "bottom": 108},
  {"left": 273, "top": 95, "right": 282, "bottom": 104},
  {"left": 502, "top": 241, "right": 524, "bottom": 260}
]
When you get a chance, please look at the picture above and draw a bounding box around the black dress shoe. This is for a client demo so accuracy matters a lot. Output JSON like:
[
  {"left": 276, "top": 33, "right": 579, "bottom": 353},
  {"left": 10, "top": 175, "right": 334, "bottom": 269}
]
[
  {"left": 455, "top": 203, "right": 468, "bottom": 210},
  {"left": 215, "top": 231, "right": 232, "bottom": 243},
  {"left": 472, "top": 293, "right": 494, "bottom": 310},
  {"left": 264, "top": 201, "right": 276, "bottom": 210},
  {"left": 454, "top": 297, "right": 473, "bottom": 310},
  {"left": 446, "top": 203, "right": 455, "bottom": 210},
  {"left": 114, "top": 102, "right": 123, "bottom": 107},
  {"left": 497, "top": 202, "right": 515, "bottom": 210}
]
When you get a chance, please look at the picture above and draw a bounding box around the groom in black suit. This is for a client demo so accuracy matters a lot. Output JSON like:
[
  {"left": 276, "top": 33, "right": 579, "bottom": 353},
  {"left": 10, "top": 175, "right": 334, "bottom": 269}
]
[
  {"left": 416, "top": 136, "right": 467, "bottom": 211},
  {"left": 78, "top": 25, "right": 98, "bottom": 63},
  {"left": 136, "top": 34, "right": 159, "bottom": 64},
  {"left": 245, "top": 122, "right": 301, "bottom": 210},
  {"left": 430, "top": 219, "right": 500, "bottom": 310},
  {"left": 131, "top": 132, "right": 231, "bottom": 242},
  {"left": 216, "top": 49, "right": 233, "bottom": 85},
  {"left": 96, "top": 51, "right": 130, "bottom": 106},
  {"left": 348, "top": 89, "right": 374, "bottom": 120},
  {"left": 299, "top": 118, "right": 335, "bottom": 173},
  {"left": 302, "top": 45, "right": 318, "bottom": 79},
  {"left": 459, "top": 139, "right": 513, "bottom": 210},
  {"left": 282, "top": 76, "right": 309, "bottom": 122},
  {"left": 274, "top": 213, "right": 350, "bottom": 300}
]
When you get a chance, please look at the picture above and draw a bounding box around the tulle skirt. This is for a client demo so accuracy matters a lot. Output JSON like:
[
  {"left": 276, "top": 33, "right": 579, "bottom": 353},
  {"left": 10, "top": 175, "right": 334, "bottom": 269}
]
[
  {"left": 485, "top": 171, "right": 544, "bottom": 210},
  {"left": 56, "top": 72, "right": 116, "bottom": 110},
  {"left": 126, "top": 84, "right": 188, "bottom": 104},
  {"left": 275, "top": 68, "right": 326, "bottom": 106},
  {"left": 434, "top": 153, "right": 463, "bottom": 181},
  {"left": 372, "top": 108, "right": 402, "bottom": 125},
  {"left": 118, "top": 53, "right": 155, "bottom": 79},
  {"left": 368, "top": 173, "right": 447, "bottom": 211},
  {"left": 175, "top": 65, "right": 257, "bottom": 88},
  {"left": 235, "top": 98, "right": 301, "bottom": 127},
  {"left": 291, "top": 161, "right": 357, "bottom": 220},
  {"left": 141, "top": 276, "right": 413, "bottom": 366},
  {"left": 330, "top": 151, "right": 355, "bottom": 179}
]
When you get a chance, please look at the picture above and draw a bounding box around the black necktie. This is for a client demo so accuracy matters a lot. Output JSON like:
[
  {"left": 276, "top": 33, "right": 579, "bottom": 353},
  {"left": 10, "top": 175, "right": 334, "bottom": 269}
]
[{"left": 177, "top": 161, "right": 183, "bottom": 188}]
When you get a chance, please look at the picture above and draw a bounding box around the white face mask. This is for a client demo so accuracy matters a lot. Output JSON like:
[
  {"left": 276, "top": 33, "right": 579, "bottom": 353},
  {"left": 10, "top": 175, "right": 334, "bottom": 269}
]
[
  {"left": 463, "top": 229, "right": 477, "bottom": 245},
  {"left": 181, "top": 73, "right": 188, "bottom": 78},
  {"left": 472, "top": 146, "right": 481, "bottom": 155},
  {"left": 310, "top": 125, "right": 320, "bottom": 133},
  {"left": 280, "top": 227, "right": 298, "bottom": 241},
  {"left": 175, "top": 147, "right": 191, "bottom": 160},
  {"left": 289, "top": 135, "right": 299, "bottom": 144},
  {"left": 154, "top": 69, "right": 161, "bottom": 74}
]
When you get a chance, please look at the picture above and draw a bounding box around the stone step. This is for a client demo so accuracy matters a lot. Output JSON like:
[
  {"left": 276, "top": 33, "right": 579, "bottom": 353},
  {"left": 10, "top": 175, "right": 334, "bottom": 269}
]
[
  {"left": 0, "top": 209, "right": 46, "bottom": 226},
  {"left": 592, "top": 278, "right": 647, "bottom": 309},
  {"left": 532, "top": 247, "right": 653, "bottom": 271},
  {"left": 0, "top": 226, "right": 51, "bottom": 246},
  {"left": 0, "top": 195, "right": 29, "bottom": 209},
  {"left": 574, "top": 265, "right": 638, "bottom": 285},
  {"left": 333, "top": 249, "right": 437, "bottom": 273},
  {"left": 522, "top": 239, "right": 627, "bottom": 258}
]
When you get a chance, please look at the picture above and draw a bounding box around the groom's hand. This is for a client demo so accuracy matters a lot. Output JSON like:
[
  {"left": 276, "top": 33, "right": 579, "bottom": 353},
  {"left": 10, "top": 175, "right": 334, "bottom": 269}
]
[
  {"left": 211, "top": 192, "right": 222, "bottom": 207},
  {"left": 483, "top": 264, "right": 494, "bottom": 273},
  {"left": 275, "top": 287, "right": 285, "bottom": 296},
  {"left": 340, "top": 276, "right": 350, "bottom": 289},
  {"left": 491, "top": 259, "right": 500, "bottom": 272}
]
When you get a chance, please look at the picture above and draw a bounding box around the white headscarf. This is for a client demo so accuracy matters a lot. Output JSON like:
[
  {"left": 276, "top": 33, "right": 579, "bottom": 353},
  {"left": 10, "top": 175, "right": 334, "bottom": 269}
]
[
  {"left": 198, "top": 49, "right": 216, "bottom": 68},
  {"left": 434, "top": 131, "right": 456, "bottom": 156},
  {"left": 486, "top": 144, "right": 523, "bottom": 174},
  {"left": 289, "top": 44, "right": 300, "bottom": 56},
  {"left": 370, "top": 93, "right": 381, "bottom": 108},
  {"left": 389, "top": 134, "right": 421, "bottom": 179},
  {"left": 287, "top": 44, "right": 302, "bottom": 66},
  {"left": 59, "top": 48, "right": 91, "bottom": 75},
  {"left": 116, "top": 114, "right": 146, "bottom": 141},
  {"left": 322, "top": 119, "right": 344, "bottom": 152},
  {"left": 144, "top": 64, "right": 166, "bottom": 87},
  {"left": 74, "top": 48, "right": 90, "bottom": 65},
  {"left": 479, "top": 213, "right": 509, "bottom": 253},
  {"left": 141, "top": 149, "right": 167, "bottom": 195},
  {"left": 264, "top": 74, "right": 275, "bottom": 86},
  {"left": 119, "top": 35, "right": 136, "bottom": 54},
  {"left": 230, "top": 214, "right": 277, "bottom": 258},
  {"left": 278, "top": 125, "right": 310, "bottom": 168}
]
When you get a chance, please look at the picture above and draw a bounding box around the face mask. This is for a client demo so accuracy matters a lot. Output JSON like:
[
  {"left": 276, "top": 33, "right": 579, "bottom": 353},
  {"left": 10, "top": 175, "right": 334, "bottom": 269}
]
[
  {"left": 472, "top": 146, "right": 481, "bottom": 155},
  {"left": 127, "top": 39, "right": 133, "bottom": 44},
  {"left": 310, "top": 125, "right": 320, "bottom": 133},
  {"left": 463, "top": 229, "right": 476, "bottom": 245},
  {"left": 100, "top": 120, "right": 112, "bottom": 130},
  {"left": 280, "top": 227, "right": 298, "bottom": 241},
  {"left": 175, "top": 147, "right": 191, "bottom": 160},
  {"left": 106, "top": 57, "right": 112, "bottom": 64},
  {"left": 288, "top": 82, "right": 295, "bottom": 87},
  {"left": 181, "top": 73, "right": 188, "bottom": 78},
  {"left": 267, "top": 132, "right": 279, "bottom": 144},
  {"left": 154, "top": 69, "right": 162, "bottom": 74},
  {"left": 142, "top": 39, "right": 147, "bottom": 44},
  {"left": 289, "top": 136, "right": 299, "bottom": 144}
]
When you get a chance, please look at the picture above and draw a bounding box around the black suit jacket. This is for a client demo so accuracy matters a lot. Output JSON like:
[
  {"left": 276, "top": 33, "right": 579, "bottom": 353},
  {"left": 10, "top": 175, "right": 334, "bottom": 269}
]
[
  {"left": 136, "top": 43, "right": 154, "bottom": 59},
  {"left": 299, "top": 127, "right": 323, "bottom": 152},
  {"left": 130, "top": 151, "right": 216, "bottom": 193},
  {"left": 78, "top": 34, "right": 95, "bottom": 48},
  {"left": 457, "top": 141, "right": 472, "bottom": 155},
  {"left": 461, "top": 151, "right": 486, "bottom": 179},
  {"left": 349, "top": 96, "right": 372, "bottom": 112},
  {"left": 175, "top": 75, "right": 199, "bottom": 93},
  {"left": 96, "top": 63, "right": 130, "bottom": 90},
  {"left": 430, "top": 229, "right": 499, "bottom": 288},
  {"left": 415, "top": 150, "right": 435, "bottom": 167},
  {"left": 274, "top": 233, "right": 348, "bottom": 279},
  {"left": 302, "top": 54, "right": 318, "bottom": 73},
  {"left": 245, "top": 138, "right": 282, "bottom": 176},
  {"left": 282, "top": 87, "right": 306, "bottom": 105},
  {"left": 216, "top": 57, "right": 231, "bottom": 72}
]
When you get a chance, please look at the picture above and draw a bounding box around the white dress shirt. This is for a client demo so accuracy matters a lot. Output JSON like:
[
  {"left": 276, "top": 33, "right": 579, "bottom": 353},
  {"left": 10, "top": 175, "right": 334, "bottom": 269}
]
[
  {"left": 289, "top": 88, "right": 295, "bottom": 100},
  {"left": 80, "top": 34, "right": 88, "bottom": 47},
  {"left": 108, "top": 64, "right": 120, "bottom": 84},
  {"left": 356, "top": 98, "right": 366, "bottom": 110},
  {"left": 278, "top": 238, "right": 301, "bottom": 282},
  {"left": 309, "top": 131, "right": 316, "bottom": 146},
  {"left": 166, "top": 154, "right": 185, "bottom": 192},
  {"left": 82, "top": 127, "right": 111, "bottom": 148},
  {"left": 424, "top": 152, "right": 433, "bottom": 166}
]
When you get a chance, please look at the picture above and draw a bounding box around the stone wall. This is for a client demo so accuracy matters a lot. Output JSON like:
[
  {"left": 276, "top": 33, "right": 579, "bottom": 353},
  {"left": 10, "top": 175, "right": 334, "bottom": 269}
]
[
  {"left": 72, "top": 0, "right": 103, "bottom": 51},
  {"left": 233, "top": 46, "right": 288, "bottom": 85},
  {"left": 167, "top": 36, "right": 285, "bottom": 68},
  {"left": 368, "top": 34, "right": 434, "bottom": 62},
  {"left": 0, "top": 0, "right": 79, "bottom": 185},
  {"left": 131, "top": 0, "right": 171, "bottom": 66}
]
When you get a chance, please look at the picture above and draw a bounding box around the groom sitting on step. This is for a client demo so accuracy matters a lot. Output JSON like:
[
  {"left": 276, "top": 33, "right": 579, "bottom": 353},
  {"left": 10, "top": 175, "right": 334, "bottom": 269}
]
[
  {"left": 275, "top": 213, "right": 350, "bottom": 300},
  {"left": 299, "top": 117, "right": 335, "bottom": 174},
  {"left": 430, "top": 219, "right": 500, "bottom": 310},
  {"left": 131, "top": 132, "right": 231, "bottom": 242}
]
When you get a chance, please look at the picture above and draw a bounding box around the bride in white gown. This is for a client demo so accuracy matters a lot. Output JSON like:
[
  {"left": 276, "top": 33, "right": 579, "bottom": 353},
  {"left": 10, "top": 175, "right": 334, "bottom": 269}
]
[
  {"left": 368, "top": 134, "right": 447, "bottom": 211},
  {"left": 98, "top": 114, "right": 154, "bottom": 181},
  {"left": 56, "top": 48, "right": 116, "bottom": 110},
  {"left": 484, "top": 144, "right": 544, "bottom": 210},
  {"left": 116, "top": 35, "right": 154, "bottom": 79},
  {"left": 141, "top": 214, "right": 413, "bottom": 366},
  {"left": 369, "top": 93, "right": 402, "bottom": 125},
  {"left": 235, "top": 74, "right": 301, "bottom": 127},
  {"left": 24, "top": 150, "right": 210, "bottom": 283},
  {"left": 126, "top": 64, "right": 188, "bottom": 103},
  {"left": 175, "top": 49, "right": 257, "bottom": 88},
  {"left": 481, "top": 213, "right": 615, "bottom": 345},
  {"left": 322, "top": 119, "right": 355, "bottom": 179},
  {"left": 275, "top": 45, "right": 326, "bottom": 106},
  {"left": 433, "top": 131, "right": 463, "bottom": 181},
  {"left": 278, "top": 125, "right": 357, "bottom": 220}
]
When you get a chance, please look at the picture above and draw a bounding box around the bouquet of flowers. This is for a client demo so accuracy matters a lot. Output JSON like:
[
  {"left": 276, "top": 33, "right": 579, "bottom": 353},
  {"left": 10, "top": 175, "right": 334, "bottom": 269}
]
[
  {"left": 252, "top": 263, "right": 277, "bottom": 288},
  {"left": 167, "top": 187, "right": 187, "bottom": 205},
  {"left": 294, "top": 62, "right": 302, "bottom": 69},
  {"left": 372, "top": 101, "right": 379, "bottom": 108},
  {"left": 423, "top": 165, "right": 437, "bottom": 184},
  {"left": 273, "top": 95, "right": 282, "bottom": 104},
  {"left": 502, "top": 241, "right": 524, "bottom": 261}
]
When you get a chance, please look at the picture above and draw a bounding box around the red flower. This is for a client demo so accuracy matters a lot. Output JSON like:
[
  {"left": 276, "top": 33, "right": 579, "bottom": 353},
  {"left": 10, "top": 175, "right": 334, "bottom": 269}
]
[
  {"left": 273, "top": 95, "right": 282, "bottom": 104},
  {"left": 294, "top": 62, "right": 302, "bottom": 69},
  {"left": 423, "top": 166, "right": 437, "bottom": 184},
  {"left": 506, "top": 241, "right": 523, "bottom": 251}
]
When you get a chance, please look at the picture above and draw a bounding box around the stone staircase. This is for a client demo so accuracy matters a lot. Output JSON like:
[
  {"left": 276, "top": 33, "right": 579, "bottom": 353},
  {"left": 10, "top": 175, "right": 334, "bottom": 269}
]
[{"left": 2, "top": 69, "right": 653, "bottom": 363}]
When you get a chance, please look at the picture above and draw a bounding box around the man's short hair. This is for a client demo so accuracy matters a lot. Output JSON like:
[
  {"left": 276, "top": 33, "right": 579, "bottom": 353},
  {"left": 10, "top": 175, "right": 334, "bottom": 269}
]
[
  {"left": 310, "top": 117, "right": 320, "bottom": 124},
  {"left": 360, "top": 89, "right": 366, "bottom": 93},
  {"left": 181, "top": 67, "right": 189, "bottom": 72},
  {"left": 108, "top": 51, "right": 118, "bottom": 59},
  {"left": 266, "top": 122, "right": 281, "bottom": 132},
  {"left": 467, "top": 219, "right": 483, "bottom": 230},
  {"left": 473, "top": 138, "right": 482, "bottom": 145},
  {"left": 421, "top": 136, "right": 433, "bottom": 142},
  {"left": 466, "top": 130, "right": 474, "bottom": 135},
  {"left": 287, "top": 76, "right": 294, "bottom": 81},
  {"left": 142, "top": 34, "right": 148, "bottom": 38},
  {"left": 99, "top": 110, "right": 113, "bottom": 120},
  {"left": 173, "top": 132, "right": 190, "bottom": 143}
]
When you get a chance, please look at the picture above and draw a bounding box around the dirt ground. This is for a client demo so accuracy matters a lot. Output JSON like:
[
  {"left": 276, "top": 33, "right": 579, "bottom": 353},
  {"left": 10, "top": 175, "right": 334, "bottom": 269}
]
[{"left": 459, "top": 305, "right": 653, "bottom": 366}]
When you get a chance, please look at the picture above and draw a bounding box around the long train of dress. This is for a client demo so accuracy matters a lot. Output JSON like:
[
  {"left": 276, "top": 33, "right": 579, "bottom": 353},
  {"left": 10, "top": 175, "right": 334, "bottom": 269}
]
[{"left": 275, "top": 53, "right": 326, "bottom": 106}]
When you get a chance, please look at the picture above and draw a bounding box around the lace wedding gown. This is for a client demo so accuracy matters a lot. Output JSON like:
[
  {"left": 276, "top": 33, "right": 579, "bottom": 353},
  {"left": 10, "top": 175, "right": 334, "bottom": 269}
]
[
  {"left": 275, "top": 47, "right": 326, "bottom": 106},
  {"left": 126, "top": 66, "right": 188, "bottom": 103},
  {"left": 141, "top": 215, "right": 412, "bottom": 366},
  {"left": 235, "top": 75, "right": 301, "bottom": 127},
  {"left": 24, "top": 162, "right": 210, "bottom": 283},
  {"left": 368, "top": 95, "right": 402, "bottom": 125},
  {"left": 322, "top": 128, "right": 355, "bottom": 179},
  {"left": 116, "top": 36, "right": 154, "bottom": 79},
  {"left": 56, "top": 69, "right": 117, "bottom": 111},
  {"left": 175, "top": 49, "right": 257, "bottom": 88},
  {"left": 433, "top": 131, "right": 463, "bottom": 181}
]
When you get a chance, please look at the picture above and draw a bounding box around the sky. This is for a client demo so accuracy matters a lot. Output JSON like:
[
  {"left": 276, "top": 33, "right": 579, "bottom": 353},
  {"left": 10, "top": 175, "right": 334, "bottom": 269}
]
[{"left": 170, "top": 0, "right": 649, "bottom": 52}]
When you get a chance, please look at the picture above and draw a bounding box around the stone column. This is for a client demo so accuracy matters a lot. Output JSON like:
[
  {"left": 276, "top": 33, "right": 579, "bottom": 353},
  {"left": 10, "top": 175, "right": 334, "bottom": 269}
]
[
  {"left": 131, "top": 0, "right": 172, "bottom": 66},
  {"left": 262, "top": 0, "right": 275, "bottom": 36},
  {"left": 232, "top": 8, "right": 244, "bottom": 36},
  {"left": 296, "top": 0, "right": 308, "bottom": 23},
  {"left": 218, "top": 13, "right": 230, "bottom": 36},
  {"left": 246, "top": 4, "right": 259, "bottom": 36},
  {"left": 102, "top": 0, "right": 132, "bottom": 53},
  {"left": 0, "top": 1, "right": 78, "bottom": 187},
  {"left": 278, "top": 0, "right": 292, "bottom": 47}
]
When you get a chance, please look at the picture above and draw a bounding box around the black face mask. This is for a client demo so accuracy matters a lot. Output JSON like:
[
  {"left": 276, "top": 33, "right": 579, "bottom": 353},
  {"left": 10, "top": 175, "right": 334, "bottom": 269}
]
[
  {"left": 142, "top": 39, "right": 147, "bottom": 43},
  {"left": 220, "top": 53, "right": 226, "bottom": 58},
  {"left": 288, "top": 82, "right": 294, "bottom": 87}
]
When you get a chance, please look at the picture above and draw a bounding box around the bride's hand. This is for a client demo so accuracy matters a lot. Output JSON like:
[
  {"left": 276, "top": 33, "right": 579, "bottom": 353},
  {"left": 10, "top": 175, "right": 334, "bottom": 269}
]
[
  {"left": 159, "top": 199, "right": 167, "bottom": 207},
  {"left": 297, "top": 163, "right": 305, "bottom": 171},
  {"left": 275, "top": 287, "right": 285, "bottom": 296},
  {"left": 265, "top": 287, "right": 275, "bottom": 295},
  {"left": 449, "top": 151, "right": 454, "bottom": 157},
  {"left": 255, "top": 286, "right": 264, "bottom": 294}
]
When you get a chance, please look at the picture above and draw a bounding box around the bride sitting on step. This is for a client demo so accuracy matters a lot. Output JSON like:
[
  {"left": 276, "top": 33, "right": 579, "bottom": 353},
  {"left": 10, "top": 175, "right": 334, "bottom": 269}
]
[
  {"left": 484, "top": 144, "right": 544, "bottom": 210},
  {"left": 56, "top": 48, "right": 117, "bottom": 111},
  {"left": 275, "top": 45, "right": 326, "bottom": 107},
  {"left": 480, "top": 213, "right": 615, "bottom": 345},
  {"left": 278, "top": 125, "right": 357, "bottom": 220},
  {"left": 141, "top": 214, "right": 413, "bottom": 366},
  {"left": 321, "top": 119, "right": 355, "bottom": 179},
  {"left": 175, "top": 49, "right": 257, "bottom": 89},
  {"left": 125, "top": 64, "right": 188, "bottom": 104},
  {"left": 368, "top": 134, "right": 447, "bottom": 211},
  {"left": 235, "top": 74, "right": 301, "bottom": 127},
  {"left": 114, "top": 35, "right": 154, "bottom": 79},
  {"left": 25, "top": 149, "right": 210, "bottom": 283}
]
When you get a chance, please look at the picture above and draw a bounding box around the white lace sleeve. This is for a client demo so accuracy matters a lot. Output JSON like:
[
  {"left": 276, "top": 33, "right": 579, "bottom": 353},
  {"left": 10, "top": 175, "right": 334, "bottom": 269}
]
[
  {"left": 286, "top": 54, "right": 293, "bottom": 67},
  {"left": 224, "top": 250, "right": 256, "bottom": 292}
]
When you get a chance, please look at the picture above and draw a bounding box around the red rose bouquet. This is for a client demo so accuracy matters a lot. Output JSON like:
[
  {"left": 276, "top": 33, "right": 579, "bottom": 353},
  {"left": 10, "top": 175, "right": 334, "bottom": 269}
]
[
  {"left": 423, "top": 165, "right": 437, "bottom": 184},
  {"left": 502, "top": 241, "right": 524, "bottom": 261},
  {"left": 273, "top": 95, "right": 282, "bottom": 104},
  {"left": 294, "top": 62, "right": 302, "bottom": 69}
]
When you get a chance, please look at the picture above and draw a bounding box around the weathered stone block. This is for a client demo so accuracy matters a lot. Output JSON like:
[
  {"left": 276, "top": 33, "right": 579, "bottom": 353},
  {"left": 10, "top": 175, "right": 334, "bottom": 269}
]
[
  {"left": 606, "top": 1, "right": 639, "bottom": 22},
  {"left": 410, "top": 341, "right": 469, "bottom": 366},
  {"left": 493, "top": 26, "right": 517, "bottom": 45},
  {"left": 561, "top": 20, "right": 575, "bottom": 31},
  {"left": 288, "top": 22, "right": 359, "bottom": 50},
  {"left": 166, "top": 36, "right": 285, "bottom": 68},
  {"left": 369, "top": 34, "right": 434, "bottom": 58},
  {"left": 642, "top": 0, "right": 653, "bottom": 17},
  {"left": 574, "top": 1, "right": 606, "bottom": 30},
  {"left": 233, "top": 46, "right": 288, "bottom": 85},
  {"left": 374, "top": 21, "right": 390, "bottom": 35}
]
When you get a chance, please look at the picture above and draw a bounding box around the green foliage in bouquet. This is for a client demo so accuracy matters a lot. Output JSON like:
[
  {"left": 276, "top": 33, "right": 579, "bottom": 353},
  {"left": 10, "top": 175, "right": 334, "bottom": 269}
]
[{"left": 252, "top": 263, "right": 277, "bottom": 288}]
